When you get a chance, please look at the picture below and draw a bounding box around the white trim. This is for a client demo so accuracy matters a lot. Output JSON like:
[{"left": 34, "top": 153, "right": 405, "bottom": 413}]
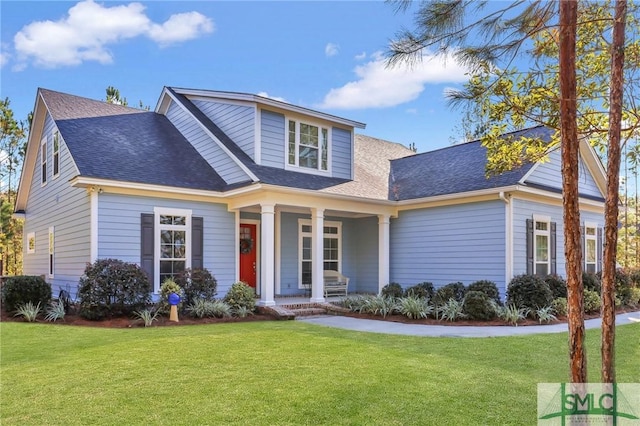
[
  {"left": 26, "top": 232, "right": 35, "bottom": 254},
  {"left": 258, "top": 203, "right": 276, "bottom": 306},
  {"left": 298, "top": 218, "right": 342, "bottom": 290},
  {"left": 584, "top": 221, "right": 598, "bottom": 273},
  {"left": 284, "top": 117, "right": 332, "bottom": 176},
  {"left": 90, "top": 190, "right": 98, "bottom": 262},
  {"left": 52, "top": 130, "right": 60, "bottom": 179},
  {"left": 500, "top": 192, "right": 513, "bottom": 289},
  {"left": 378, "top": 214, "right": 390, "bottom": 293},
  {"left": 275, "top": 208, "right": 281, "bottom": 295},
  {"left": 254, "top": 105, "right": 261, "bottom": 165},
  {"left": 48, "top": 226, "right": 54, "bottom": 278},
  {"left": 239, "top": 218, "right": 261, "bottom": 296},
  {"left": 533, "top": 215, "right": 551, "bottom": 276},
  {"left": 153, "top": 207, "right": 192, "bottom": 293}
]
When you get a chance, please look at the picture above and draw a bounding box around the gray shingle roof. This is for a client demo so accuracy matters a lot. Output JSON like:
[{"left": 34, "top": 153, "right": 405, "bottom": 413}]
[
  {"left": 389, "top": 126, "right": 555, "bottom": 201},
  {"left": 40, "top": 89, "right": 228, "bottom": 191}
]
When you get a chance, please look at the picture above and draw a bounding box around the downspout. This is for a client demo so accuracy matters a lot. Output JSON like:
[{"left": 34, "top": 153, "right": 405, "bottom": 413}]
[{"left": 499, "top": 192, "right": 513, "bottom": 300}]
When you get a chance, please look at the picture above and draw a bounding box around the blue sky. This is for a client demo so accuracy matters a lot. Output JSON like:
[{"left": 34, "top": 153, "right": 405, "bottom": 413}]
[{"left": 1, "top": 0, "right": 475, "bottom": 153}]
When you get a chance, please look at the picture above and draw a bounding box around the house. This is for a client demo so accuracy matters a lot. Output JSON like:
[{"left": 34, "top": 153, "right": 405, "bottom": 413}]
[{"left": 14, "top": 87, "right": 607, "bottom": 304}]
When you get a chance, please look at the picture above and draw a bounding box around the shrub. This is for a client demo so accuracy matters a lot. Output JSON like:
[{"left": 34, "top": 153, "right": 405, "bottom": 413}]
[
  {"left": 506, "top": 274, "right": 553, "bottom": 312},
  {"left": 404, "top": 282, "right": 434, "bottom": 300},
  {"left": 535, "top": 306, "right": 557, "bottom": 324},
  {"left": 2, "top": 275, "right": 52, "bottom": 313},
  {"left": 628, "top": 268, "right": 640, "bottom": 288},
  {"left": 381, "top": 282, "right": 404, "bottom": 299},
  {"left": 583, "top": 272, "right": 601, "bottom": 293},
  {"left": 338, "top": 295, "right": 369, "bottom": 312},
  {"left": 614, "top": 269, "right": 633, "bottom": 305},
  {"left": 158, "top": 279, "right": 184, "bottom": 315},
  {"left": 584, "top": 290, "right": 601, "bottom": 313},
  {"left": 466, "top": 280, "right": 501, "bottom": 305},
  {"left": 359, "top": 295, "right": 397, "bottom": 318},
  {"left": 78, "top": 258, "right": 151, "bottom": 320},
  {"left": 397, "top": 296, "right": 433, "bottom": 319},
  {"left": 14, "top": 302, "right": 42, "bottom": 322},
  {"left": 234, "top": 306, "right": 254, "bottom": 318},
  {"left": 629, "top": 287, "right": 640, "bottom": 306},
  {"left": 551, "top": 298, "right": 568, "bottom": 317},
  {"left": 545, "top": 275, "right": 567, "bottom": 299},
  {"left": 133, "top": 308, "right": 159, "bottom": 327},
  {"left": 498, "top": 304, "right": 529, "bottom": 326},
  {"left": 462, "top": 291, "right": 496, "bottom": 321},
  {"left": 209, "top": 300, "right": 232, "bottom": 318},
  {"left": 434, "top": 282, "right": 466, "bottom": 305},
  {"left": 438, "top": 299, "right": 466, "bottom": 322},
  {"left": 223, "top": 282, "right": 256, "bottom": 312},
  {"left": 45, "top": 301, "right": 66, "bottom": 322},
  {"left": 174, "top": 268, "right": 218, "bottom": 306}
]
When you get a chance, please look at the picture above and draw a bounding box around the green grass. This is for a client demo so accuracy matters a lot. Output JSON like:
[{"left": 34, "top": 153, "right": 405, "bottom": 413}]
[{"left": 1, "top": 321, "right": 638, "bottom": 425}]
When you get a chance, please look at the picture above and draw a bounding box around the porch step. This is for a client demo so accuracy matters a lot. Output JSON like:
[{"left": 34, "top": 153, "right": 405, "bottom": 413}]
[{"left": 290, "top": 307, "right": 327, "bottom": 317}]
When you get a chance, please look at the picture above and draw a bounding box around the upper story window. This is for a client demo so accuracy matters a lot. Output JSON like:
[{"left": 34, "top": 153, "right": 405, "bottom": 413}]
[
  {"left": 40, "top": 137, "right": 47, "bottom": 185},
  {"left": 585, "top": 223, "right": 597, "bottom": 273},
  {"left": 287, "top": 119, "right": 329, "bottom": 173},
  {"left": 53, "top": 131, "right": 60, "bottom": 177},
  {"left": 27, "top": 232, "right": 36, "bottom": 254},
  {"left": 534, "top": 217, "right": 550, "bottom": 276}
]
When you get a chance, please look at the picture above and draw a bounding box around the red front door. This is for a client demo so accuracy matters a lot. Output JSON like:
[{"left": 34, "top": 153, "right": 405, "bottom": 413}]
[{"left": 239, "top": 223, "right": 257, "bottom": 289}]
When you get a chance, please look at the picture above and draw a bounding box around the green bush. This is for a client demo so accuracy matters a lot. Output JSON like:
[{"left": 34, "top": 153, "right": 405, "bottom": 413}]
[
  {"left": 174, "top": 268, "right": 217, "bottom": 306},
  {"left": 629, "top": 287, "right": 640, "bottom": 306},
  {"left": 381, "top": 282, "right": 404, "bottom": 299},
  {"left": 545, "top": 275, "right": 567, "bottom": 299},
  {"left": 404, "top": 282, "right": 434, "bottom": 300},
  {"left": 223, "top": 282, "right": 256, "bottom": 312},
  {"left": 551, "top": 297, "right": 568, "bottom": 317},
  {"left": 438, "top": 299, "right": 466, "bottom": 322},
  {"left": 397, "top": 296, "right": 433, "bottom": 319},
  {"left": 434, "top": 282, "right": 466, "bottom": 305},
  {"left": 597, "top": 269, "right": 635, "bottom": 305},
  {"left": 584, "top": 290, "right": 601, "bottom": 313},
  {"left": 466, "top": 280, "right": 501, "bottom": 305},
  {"left": 628, "top": 268, "right": 640, "bottom": 288},
  {"left": 78, "top": 258, "right": 151, "bottom": 320},
  {"left": 506, "top": 274, "right": 553, "bottom": 311},
  {"left": 358, "top": 295, "right": 397, "bottom": 318},
  {"left": 158, "top": 279, "right": 184, "bottom": 314},
  {"left": 1, "top": 275, "right": 52, "bottom": 313},
  {"left": 462, "top": 291, "right": 496, "bottom": 321},
  {"left": 583, "top": 272, "right": 601, "bottom": 293}
]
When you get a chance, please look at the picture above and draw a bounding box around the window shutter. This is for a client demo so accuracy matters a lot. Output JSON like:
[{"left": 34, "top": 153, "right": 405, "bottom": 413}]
[
  {"left": 526, "top": 219, "right": 533, "bottom": 274},
  {"left": 141, "top": 213, "right": 154, "bottom": 283},
  {"left": 550, "top": 222, "right": 557, "bottom": 275},
  {"left": 597, "top": 227, "right": 603, "bottom": 272},
  {"left": 580, "top": 225, "right": 585, "bottom": 268},
  {"left": 192, "top": 217, "right": 204, "bottom": 270}
]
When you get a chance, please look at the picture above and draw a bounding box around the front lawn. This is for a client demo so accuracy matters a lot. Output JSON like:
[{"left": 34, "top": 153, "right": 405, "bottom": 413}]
[{"left": 1, "top": 321, "right": 638, "bottom": 425}]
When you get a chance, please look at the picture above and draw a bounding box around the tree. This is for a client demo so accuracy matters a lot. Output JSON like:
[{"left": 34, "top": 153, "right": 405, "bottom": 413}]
[
  {"left": 105, "top": 86, "right": 150, "bottom": 110},
  {"left": 387, "top": 0, "right": 639, "bottom": 383}
]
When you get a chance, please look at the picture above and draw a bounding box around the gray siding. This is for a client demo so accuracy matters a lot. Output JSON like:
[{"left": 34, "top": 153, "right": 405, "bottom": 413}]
[
  {"left": 192, "top": 99, "right": 256, "bottom": 160},
  {"left": 97, "top": 193, "right": 237, "bottom": 296},
  {"left": 526, "top": 150, "right": 603, "bottom": 198},
  {"left": 165, "top": 101, "right": 249, "bottom": 184},
  {"left": 351, "top": 216, "right": 379, "bottom": 293},
  {"left": 390, "top": 201, "right": 506, "bottom": 294},
  {"left": 331, "top": 128, "right": 352, "bottom": 180},
  {"left": 260, "top": 110, "right": 285, "bottom": 168},
  {"left": 22, "top": 112, "right": 91, "bottom": 296}
]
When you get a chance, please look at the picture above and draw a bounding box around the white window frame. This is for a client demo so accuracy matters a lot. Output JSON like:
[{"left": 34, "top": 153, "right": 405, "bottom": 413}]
[
  {"left": 153, "top": 207, "right": 192, "bottom": 293},
  {"left": 298, "top": 219, "right": 342, "bottom": 289},
  {"left": 27, "top": 232, "right": 36, "bottom": 254},
  {"left": 52, "top": 131, "right": 60, "bottom": 178},
  {"left": 285, "top": 118, "right": 331, "bottom": 175},
  {"left": 40, "top": 137, "right": 47, "bottom": 186},
  {"left": 48, "top": 227, "right": 54, "bottom": 278},
  {"left": 533, "top": 214, "right": 550, "bottom": 276},
  {"left": 585, "top": 222, "right": 598, "bottom": 273}
]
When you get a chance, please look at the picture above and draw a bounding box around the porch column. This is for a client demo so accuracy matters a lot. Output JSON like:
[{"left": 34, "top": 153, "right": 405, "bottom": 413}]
[
  {"left": 310, "top": 207, "right": 325, "bottom": 303},
  {"left": 258, "top": 203, "right": 276, "bottom": 306},
  {"left": 378, "top": 214, "right": 390, "bottom": 294}
]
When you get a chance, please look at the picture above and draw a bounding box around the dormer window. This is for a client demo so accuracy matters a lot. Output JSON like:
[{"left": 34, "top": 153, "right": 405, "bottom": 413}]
[
  {"left": 53, "top": 131, "right": 60, "bottom": 177},
  {"left": 287, "top": 119, "right": 329, "bottom": 172},
  {"left": 40, "top": 137, "right": 47, "bottom": 185}
]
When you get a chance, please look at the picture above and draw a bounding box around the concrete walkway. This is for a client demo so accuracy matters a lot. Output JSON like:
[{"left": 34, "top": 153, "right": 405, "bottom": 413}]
[{"left": 298, "top": 312, "right": 640, "bottom": 338}]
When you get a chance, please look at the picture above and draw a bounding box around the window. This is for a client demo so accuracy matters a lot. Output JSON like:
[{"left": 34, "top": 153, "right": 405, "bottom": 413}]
[
  {"left": 154, "top": 208, "right": 191, "bottom": 292},
  {"left": 585, "top": 223, "right": 597, "bottom": 273},
  {"left": 48, "top": 227, "right": 54, "bottom": 278},
  {"left": 53, "top": 131, "right": 60, "bottom": 177},
  {"left": 287, "top": 119, "right": 329, "bottom": 172},
  {"left": 299, "top": 220, "right": 341, "bottom": 288},
  {"left": 534, "top": 217, "right": 550, "bottom": 276},
  {"left": 27, "top": 232, "right": 35, "bottom": 254},
  {"left": 40, "top": 137, "right": 47, "bottom": 185}
]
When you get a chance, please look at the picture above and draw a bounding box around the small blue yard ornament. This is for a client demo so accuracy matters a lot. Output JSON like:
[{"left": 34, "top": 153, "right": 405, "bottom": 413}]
[{"left": 168, "top": 292, "right": 181, "bottom": 322}]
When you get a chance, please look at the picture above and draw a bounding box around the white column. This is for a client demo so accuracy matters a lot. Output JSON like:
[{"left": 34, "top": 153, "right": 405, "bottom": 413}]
[
  {"left": 310, "top": 208, "right": 325, "bottom": 303},
  {"left": 378, "top": 214, "right": 390, "bottom": 294},
  {"left": 258, "top": 203, "right": 276, "bottom": 306},
  {"left": 90, "top": 189, "right": 98, "bottom": 263}
]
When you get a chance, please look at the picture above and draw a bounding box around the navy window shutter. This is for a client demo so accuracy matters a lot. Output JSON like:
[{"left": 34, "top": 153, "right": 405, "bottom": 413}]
[
  {"left": 550, "top": 222, "right": 557, "bottom": 275},
  {"left": 141, "top": 213, "right": 154, "bottom": 285},
  {"left": 192, "top": 217, "right": 204, "bottom": 270},
  {"left": 597, "top": 227, "right": 603, "bottom": 273},
  {"left": 526, "top": 219, "right": 534, "bottom": 274}
]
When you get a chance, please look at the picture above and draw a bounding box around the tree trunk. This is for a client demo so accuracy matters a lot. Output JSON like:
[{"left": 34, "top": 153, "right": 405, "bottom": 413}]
[
  {"left": 602, "top": 0, "right": 627, "bottom": 384},
  {"left": 559, "top": 0, "right": 587, "bottom": 384}
]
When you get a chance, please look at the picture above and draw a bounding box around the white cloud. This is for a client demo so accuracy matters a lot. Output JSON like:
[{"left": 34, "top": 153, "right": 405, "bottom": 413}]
[
  {"left": 256, "top": 92, "right": 287, "bottom": 103},
  {"left": 354, "top": 51, "right": 367, "bottom": 61},
  {"left": 12, "top": 0, "right": 214, "bottom": 69},
  {"left": 325, "top": 43, "right": 339, "bottom": 57},
  {"left": 0, "top": 52, "right": 8, "bottom": 68},
  {"left": 318, "top": 51, "right": 471, "bottom": 110}
]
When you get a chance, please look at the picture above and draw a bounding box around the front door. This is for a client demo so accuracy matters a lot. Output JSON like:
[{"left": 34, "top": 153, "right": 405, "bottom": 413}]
[{"left": 239, "top": 223, "right": 257, "bottom": 289}]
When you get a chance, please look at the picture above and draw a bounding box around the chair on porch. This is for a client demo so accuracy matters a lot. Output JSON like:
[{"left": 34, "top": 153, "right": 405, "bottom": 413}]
[{"left": 323, "top": 270, "right": 349, "bottom": 297}]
